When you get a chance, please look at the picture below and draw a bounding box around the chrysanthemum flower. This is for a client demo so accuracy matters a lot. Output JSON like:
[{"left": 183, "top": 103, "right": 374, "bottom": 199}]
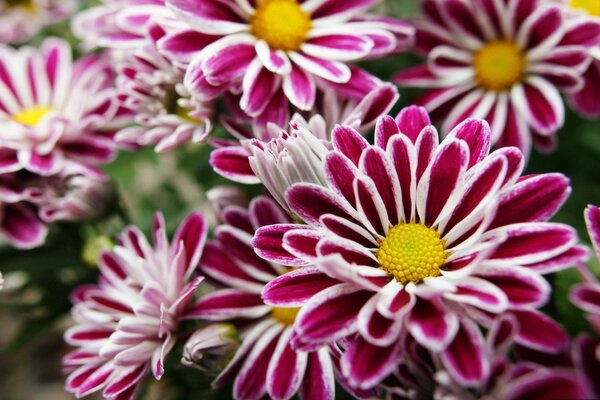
[
  {"left": 63, "top": 212, "right": 207, "bottom": 400},
  {"left": 210, "top": 82, "right": 398, "bottom": 186},
  {"left": 0, "top": 0, "right": 76, "bottom": 44},
  {"left": 0, "top": 38, "right": 129, "bottom": 177},
  {"left": 189, "top": 195, "right": 337, "bottom": 400},
  {"left": 384, "top": 316, "right": 588, "bottom": 400},
  {"left": 255, "top": 106, "right": 586, "bottom": 389},
  {"left": 114, "top": 23, "right": 214, "bottom": 152},
  {"left": 164, "top": 0, "right": 412, "bottom": 117},
  {"left": 557, "top": 0, "right": 600, "bottom": 118},
  {"left": 395, "top": 0, "right": 600, "bottom": 158}
]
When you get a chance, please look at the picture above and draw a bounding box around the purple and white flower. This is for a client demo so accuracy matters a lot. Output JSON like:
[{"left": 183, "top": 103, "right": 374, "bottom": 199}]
[
  {"left": 395, "top": 0, "right": 600, "bottom": 158},
  {"left": 255, "top": 106, "right": 585, "bottom": 389},
  {"left": 163, "top": 0, "right": 412, "bottom": 118},
  {"left": 114, "top": 23, "right": 214, "bottom": 152},
  {"left": 210, "top": 81, "right": 399, "bottom": 185},
  {"left": 0, "top": 38, "right": 129, "bottom": 178},
  {"left": 0, "top": 0, "right": 77, "bottom": 44},
  {"left": 188, "top": 195, "right": 337, "bottom": 400},
  {"left": 63, "top": 212, "right": 208, "bottom": 400}
]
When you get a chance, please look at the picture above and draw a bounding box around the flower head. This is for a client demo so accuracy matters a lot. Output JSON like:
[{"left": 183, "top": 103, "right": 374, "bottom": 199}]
[
  {"left": 395, "top": 0, "right": 600, "bottom": 158},
  {"left": 164, "top": 0, "right": 412, "bottom": 118},
  {"left": 0, "top": 38, "right": 129, "bottom": 177},
  {"left": 0, "top": 0, "right": 76, "bottom": 44},
  {"left": 63, "top": 212, "right": 208, "bottom": 400},
  {"left": 255, "top": 106, "right": 585, "bottom": 389},
  {"left": 210, "top": 80, "right": 399, "bottom": 186},
  {"left": 189, "top": 194, "right": 337, "bottom": 400},
  {"left": 114, "top": 23, "right": 214, "bottom": 152}
]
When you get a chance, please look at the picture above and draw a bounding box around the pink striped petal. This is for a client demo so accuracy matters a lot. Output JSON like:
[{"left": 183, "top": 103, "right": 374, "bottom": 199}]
[
  {"left": 478, "top": 265, "right": 550, "bottom": 309},
  {"left": 255, "top": 40, "right": 292, "bottom": 75},
  {"left": 569, "top": 61, "right": 600, "bottom": 119},
  {"left": 191, "top": 289, "right": 268, "bottom": 319},
  {"left": 341, "top": 335, "right": 402, "bottom": 390},
  {"left": 570, "top": 283, "right": 600, "bottom": 315},
  {"left": 395, "top": 105, "right": 431, "bottom": 143},
  {"left": 406, "top": 297, "right": 459, "bottom": 352},
  {"left": 512, "top": 78, "right": 564, "bottom": 135},
  {"left": 440, "top": 318, "right": 489, "bottom": 387},
  {"left": 210, "top": 146, "right": 259, "bottom": 184},
  {"left": 331, "top": 125, "right": 369, "bottom": 165},
  {"left": 358, "top": 293, "right": 403, "bottom": 346},
  {"left": 241, "top": 60, "right": 281, "bottom": 117},
  {"left": 299, "top": 349, "right": 335, "bottom": 400},
  {"left": 303, "top": 34, "right": 373, "bottom": 61},
  {"left": 511, "top": 309, "right": 568, "bottom": 353},
  {"left": 360, "top": 147, "right": 402, "bottom": 225},
  {"left": 168, "top": 0, "right": 247, "bottom": 35},
  {"left": 172, "top": 211, "right": 207, "bottom": 275},
  {"left": 253, "top": 224, "right": 313, "bottom": 266},
  {"left": 499, "top": 368, "right": 586, "bottom": 400},
  {"left": 1, "top": 203, "right": 47, "bottom": 249},
  {"left": 286, "top": 183, "right": 352, "bottom": 225},
  {"left": 266, "top": 328, "right": 307, "bottom": 400},
  {"left": 283, "top": 63, "right": 316, "bottom": 110},
  {"left": 262, "top": 267, "right": 339, "bottom": 307},
  {"left": 295, "top": 283, "right": 372, "bottom": 346},
  {"left": 446, "top": 118, "right": 491, "bottom": 168},
  {"left": 418, "top": 139, "right": 469, "bottom": 225},
  {"left": 489, "top": 173, "right": 570, "bottom": 229},
  {"left": 488, "top": 223, "right": 577, "bottom": 266},
  {"left": 444, "top": 277, "right": 508, "bottom": 313},
  {"left": 288, "top": 52, "right": 351, "bottom": 83},
  {"left": 585, "top": 204, "right": 600, "bottom": 259}
]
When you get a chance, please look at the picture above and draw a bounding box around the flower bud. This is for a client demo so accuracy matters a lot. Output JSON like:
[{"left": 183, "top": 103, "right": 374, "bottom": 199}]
[{"left": 181, "top": 323, "right": 239, "bottom": 373}]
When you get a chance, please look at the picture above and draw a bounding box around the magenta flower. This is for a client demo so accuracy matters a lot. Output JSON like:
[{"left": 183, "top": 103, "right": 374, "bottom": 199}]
[
  {"left": 63, "top": 212, "right": 207, "bottom": 400},
  {"left": 0, "top": 38, "right": 129, "bottom": 178},
  {"left": 114, "top": 23, "right": 214, "bottom": 152},
  {"left": 384, "top": 316, "right": 589, "bottom": 400},
  {"left": 210, "top": 81, "right": 399, "bottom": 185},
  {"left": 164, "top": 0, "right": 412, "bottom": 117},
  {"left": 188, "top": 195, "right": 337, "bottom": 400},
  {"left": 0, "top": 0, "right": 76, "bottom": 44},
  {"left": 255, "top": 106, "right": 586, "bottom": 389},
  {"left": 395, "top": 0, "right": 600, "bottom": 158},
  {"left": 558, "top": 0, "right": 600, "bottom": 118}
]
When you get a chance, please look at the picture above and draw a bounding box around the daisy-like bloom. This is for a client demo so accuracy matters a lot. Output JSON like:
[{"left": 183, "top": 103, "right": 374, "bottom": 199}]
[
  {"left": 63, "top": 212, "right": 208, "bottom": 400},
  {"left": 384, "top": 316, "right": 589, "bottom": 400},
  {"left": 210, "top": 80, "right": 399, "bottom": 185},
  {"left": 557, "top": 0, "right": 600, "bottom": 118},
  {"left": 114, "top": 23, "right": 214, "bottom": 152},
  {"left": 0, "top": 172, "right": 47, "bottom": 248},
  {"left": 395, "top": 0, "right": 600, "bottom": 158},
  {"left": 0, "top": 38, "right": 130, "bottom": 177},
  {"left": 71, "top": 0, "right": 172, "bottom": 50},
  {"left": 188, "top": 195, "right": 337, "bottom": 400},
  {"left": 165, "top": 0, "right": 413, "bottom": 118},
  {"left": 0, "top": 0, "right": 76, "bottom": 44},
  {"left": 255, "top": 106, "right": 587, "bottom": 389}
]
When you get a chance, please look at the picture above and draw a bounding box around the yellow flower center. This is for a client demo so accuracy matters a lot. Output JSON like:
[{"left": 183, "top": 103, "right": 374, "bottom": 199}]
[
  {"left": 474, "top": 40, "right": 526, "bottom": 91},
  {"left": 271, "top": 306, "right": 301, "bottom": 326},
  {"left": 251, "top": 0, "right": 312, "bottom": 51},
  {"left": 175, "top": 104, "right": 200, "bottom": 124},
  {"left": 5, "top": 0, "right": 33, "bottom": 10},
  {"left": 569, "top": 0, "right": 600, "bottom": 16},
  {"left": 12, "top": 106, "right": 54, "bottom": 126},
  {"left": 376, "top": 223, "right": 447, "bottom": 285}
]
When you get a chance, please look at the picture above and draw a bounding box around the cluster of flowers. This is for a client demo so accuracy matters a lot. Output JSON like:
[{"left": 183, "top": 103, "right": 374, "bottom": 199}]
[{"left": 1, "top": 0, "right": 600, "bottom": 399}]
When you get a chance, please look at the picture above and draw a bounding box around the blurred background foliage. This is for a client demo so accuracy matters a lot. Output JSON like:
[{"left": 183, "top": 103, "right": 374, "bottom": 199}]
[{"left": 0, "top": 0, "right": 598, "bottom": 398}]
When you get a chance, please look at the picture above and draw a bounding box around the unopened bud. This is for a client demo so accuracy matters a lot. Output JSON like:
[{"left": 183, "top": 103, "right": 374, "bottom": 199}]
[{"left": 182, "top": 323, "right": 239, "bottom": 373}]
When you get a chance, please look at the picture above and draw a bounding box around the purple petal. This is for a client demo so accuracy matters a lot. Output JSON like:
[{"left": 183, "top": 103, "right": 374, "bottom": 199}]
[{"left": 262, "top": 267, "right": 339, "bottom": 307}]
